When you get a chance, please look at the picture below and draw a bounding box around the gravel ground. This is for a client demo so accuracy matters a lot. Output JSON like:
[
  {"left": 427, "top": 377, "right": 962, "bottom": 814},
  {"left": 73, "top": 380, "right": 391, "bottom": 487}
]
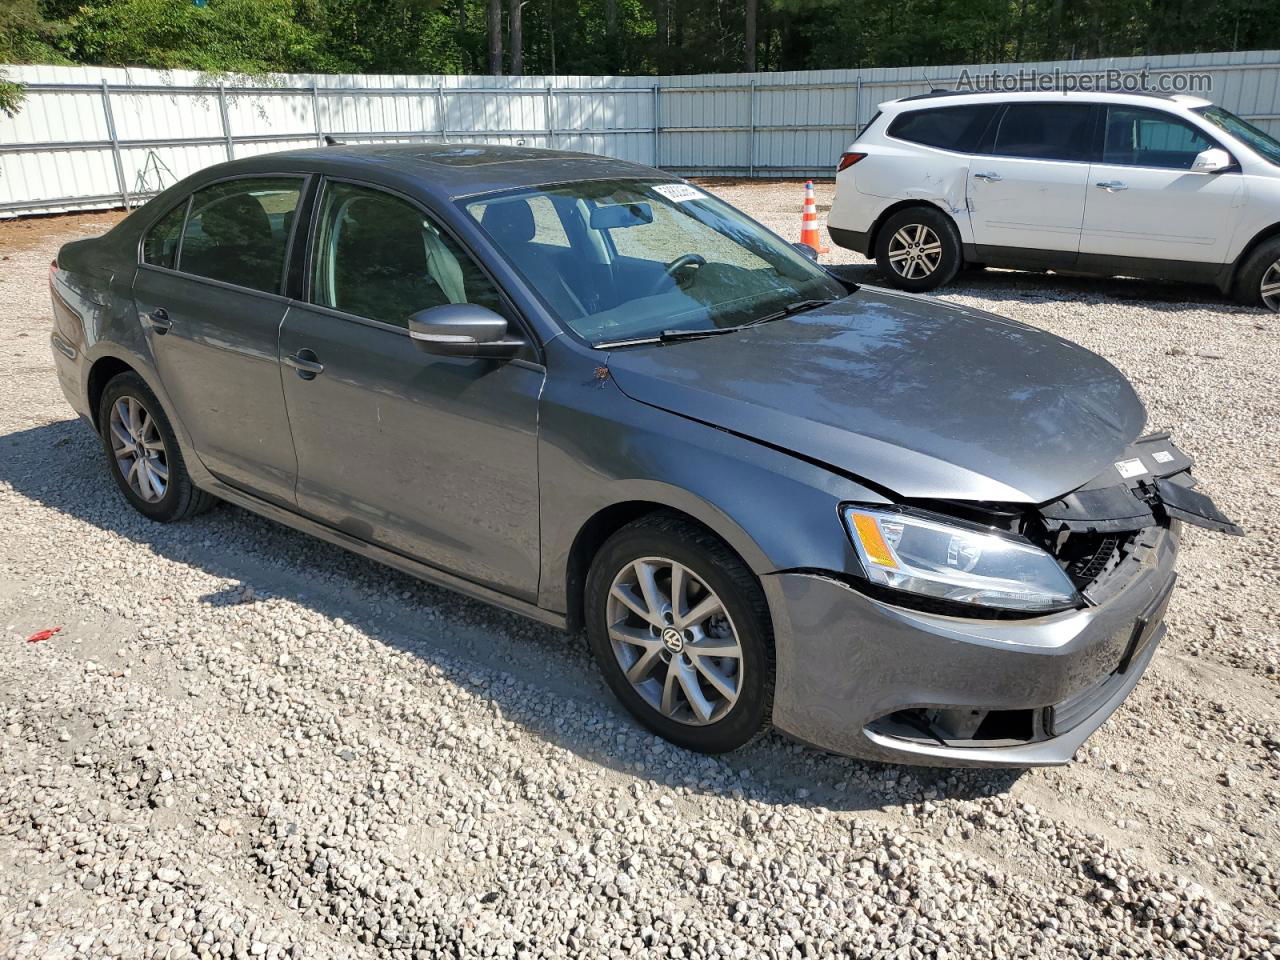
[{"left": 1, "top": 187, "right": 1278, "bottom": 960}]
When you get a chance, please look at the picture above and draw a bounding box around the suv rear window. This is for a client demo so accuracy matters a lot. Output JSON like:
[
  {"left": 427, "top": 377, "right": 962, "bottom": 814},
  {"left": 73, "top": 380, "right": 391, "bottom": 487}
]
[
  {"left": 991, "top": 103, "right": 1095, "bottom": 162},
  {"left": 887, "top": 105, "right": 998, "bottom": 153}
]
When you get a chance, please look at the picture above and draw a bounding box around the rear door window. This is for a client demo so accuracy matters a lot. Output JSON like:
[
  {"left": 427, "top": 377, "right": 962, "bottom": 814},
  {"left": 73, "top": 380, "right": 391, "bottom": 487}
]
[
  {"left": 991, "top": 103, "right": 1095, "bottom": 162},
  {"left": 1102, "top": 106, "right": 1214, "bottom": 169},
  {"left": 141, "top": 201, "right": 188, "bottom": 269},
  {"left": 177, "top": 177, "right": 302, "bottom": 294},
  {"left": 888, "top": 105, "right": 998, "bottom": 153}
]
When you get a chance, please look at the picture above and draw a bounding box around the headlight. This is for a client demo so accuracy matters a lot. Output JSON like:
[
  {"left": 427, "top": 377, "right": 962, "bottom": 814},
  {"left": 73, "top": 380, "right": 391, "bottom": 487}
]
[{"left": 842, "top": 505, "right": 1080, "bottom": 613}]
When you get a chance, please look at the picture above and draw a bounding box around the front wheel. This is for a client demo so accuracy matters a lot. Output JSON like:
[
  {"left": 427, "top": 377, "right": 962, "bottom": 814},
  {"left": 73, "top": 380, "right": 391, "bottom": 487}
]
[
  {"left": 1234, "top": 237, "right": 1280, "bottom": 311},
  {"left": 584, "top": 514, "right": 774, "bottom": 754},
  {"left": 874, "top": 206, "right": 962, "bottom": 292}
]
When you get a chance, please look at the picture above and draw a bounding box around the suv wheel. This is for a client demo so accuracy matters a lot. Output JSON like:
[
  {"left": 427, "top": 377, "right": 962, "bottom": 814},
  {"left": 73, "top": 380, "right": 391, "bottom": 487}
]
[
  {"left": 874, "top": 206, "right": 962, "bottom": 292},
  {"left": 1235, "top": 237, "right": 1280, "bottom": 311},
  {"left": 584, "top": 514, "right": 774, "bottom": 754},
  {"left": 98, "top": 372, "right": 216, "bottom": 522}
]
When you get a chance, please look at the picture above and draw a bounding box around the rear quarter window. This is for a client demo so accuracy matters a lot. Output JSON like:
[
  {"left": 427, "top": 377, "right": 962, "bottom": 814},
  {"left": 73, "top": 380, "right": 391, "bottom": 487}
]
[
  {"left": 141, "top": 201, "right": 187, "bottom": 269},
  {"left": 887, "top": 105, "right": 999, "bottom": 153}
]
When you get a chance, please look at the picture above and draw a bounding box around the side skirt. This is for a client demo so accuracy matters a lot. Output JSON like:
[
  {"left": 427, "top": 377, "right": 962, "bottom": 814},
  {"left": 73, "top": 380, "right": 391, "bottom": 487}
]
[
  {"left": 199, "top": 477, "right": 568, "bottom": 632},
  {"left": 963, "top": 243, "right": 1233, "bottom": 291}
]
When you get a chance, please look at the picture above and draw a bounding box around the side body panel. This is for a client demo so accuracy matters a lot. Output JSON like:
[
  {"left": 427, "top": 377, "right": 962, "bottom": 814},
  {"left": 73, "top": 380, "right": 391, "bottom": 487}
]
[
  {"left": 132, "top": 266, "right": 297, "bottom": 507},
  {"left": 278, "top": 304, "right": 545, "bottom": 600},
  {"left": 966, "top": 156, "right": 1090, "bottom": 259}
]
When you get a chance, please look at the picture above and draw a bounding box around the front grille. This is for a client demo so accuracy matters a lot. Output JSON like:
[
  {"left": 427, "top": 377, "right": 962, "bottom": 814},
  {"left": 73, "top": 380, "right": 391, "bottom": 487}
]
[{"left": 1051, "top": 529, "right": 1141, "bottom": 591}]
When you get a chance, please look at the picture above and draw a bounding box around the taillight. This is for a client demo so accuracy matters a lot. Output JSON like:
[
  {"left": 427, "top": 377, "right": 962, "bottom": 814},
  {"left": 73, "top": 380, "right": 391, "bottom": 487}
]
[
  {"left": 48, "top": 258, "right": 58, "bottom": 283},
  {"left": 837, "top": 152, "right": 866, "bottom": 173}
]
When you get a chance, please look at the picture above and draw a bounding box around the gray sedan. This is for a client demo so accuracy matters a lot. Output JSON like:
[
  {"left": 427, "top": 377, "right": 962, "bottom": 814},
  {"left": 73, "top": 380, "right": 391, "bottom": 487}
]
[{"left": 48, "top": 144, "right": 1239, "bottom": 766}]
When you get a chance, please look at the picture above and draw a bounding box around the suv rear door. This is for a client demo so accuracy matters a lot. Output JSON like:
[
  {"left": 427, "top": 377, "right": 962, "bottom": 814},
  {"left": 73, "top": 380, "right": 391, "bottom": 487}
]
[
  {"left": 966, "top": 101, "right": 1097, "bottom": 266},
  {"left": 1079, "top": 104, "right": 1243, "bottom": 268}
]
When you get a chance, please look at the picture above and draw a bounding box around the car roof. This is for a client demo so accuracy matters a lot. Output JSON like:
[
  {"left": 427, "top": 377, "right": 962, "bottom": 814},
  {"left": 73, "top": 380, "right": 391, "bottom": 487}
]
[
  {"left": 204, "top": 142, "right": 671, "bottom": 200},
  {"left": 884, "top": 89, "right": 1213, "bottom": 112}
]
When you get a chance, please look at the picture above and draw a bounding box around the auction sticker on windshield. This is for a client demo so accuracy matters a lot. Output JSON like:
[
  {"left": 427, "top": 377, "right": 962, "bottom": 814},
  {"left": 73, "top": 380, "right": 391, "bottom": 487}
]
[{"left": 653, "top": 183, "right": 706, "bottom": 203}]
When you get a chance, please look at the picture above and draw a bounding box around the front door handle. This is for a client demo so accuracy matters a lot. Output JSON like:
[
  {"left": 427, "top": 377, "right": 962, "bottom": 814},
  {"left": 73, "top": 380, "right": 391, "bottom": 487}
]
[
  {"left": 284, "top": 349, "right": 324, "bottom": 380},
  {"left": 149, "top": 307, "right": 172, "bottom": 334},
  {"left": 1096, "top": 181, "right": 1129, "bottom": 192},
  {"left": 972, "top": 171, "right": 1002, "bottom": 182}
]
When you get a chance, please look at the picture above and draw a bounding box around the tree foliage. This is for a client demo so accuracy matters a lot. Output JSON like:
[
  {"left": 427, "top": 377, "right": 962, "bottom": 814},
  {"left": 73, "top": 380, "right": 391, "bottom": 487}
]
[{"left": 0, "top": 0, "right": 1275, "bottom": 81}]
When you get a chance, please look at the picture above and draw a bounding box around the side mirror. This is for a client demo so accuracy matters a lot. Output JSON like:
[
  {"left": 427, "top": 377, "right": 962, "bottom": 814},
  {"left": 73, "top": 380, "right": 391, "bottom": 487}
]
[
  {"left": 408, "top": 304, "right": 524, "bottom": 360},
  {"left": 1191, "top": 147, "right": 1233, "bottom": 173},
  {"left": 791, "top": 241, "right": 819, "bottom": 261}
]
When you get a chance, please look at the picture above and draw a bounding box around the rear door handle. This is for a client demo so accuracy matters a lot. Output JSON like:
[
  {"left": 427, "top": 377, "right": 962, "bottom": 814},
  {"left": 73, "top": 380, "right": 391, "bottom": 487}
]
[
  {"left": 1096, "top": 181, "right": 1129, "bottom": 191},
  {"left": 972, "top": 171, "right": 1002, "bottom": 182},
  {"left": 149, "top": 307, "right": 172, "bottom": 334},
  {"left": 284, "top": 349, "right": 324, "bottom": 379}
]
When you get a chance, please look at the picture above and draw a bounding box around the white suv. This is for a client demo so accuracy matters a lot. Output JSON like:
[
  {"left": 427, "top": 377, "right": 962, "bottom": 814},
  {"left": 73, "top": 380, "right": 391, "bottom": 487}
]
[{"left": 827, "top": 90, "right": 1280, "bottom": 309}]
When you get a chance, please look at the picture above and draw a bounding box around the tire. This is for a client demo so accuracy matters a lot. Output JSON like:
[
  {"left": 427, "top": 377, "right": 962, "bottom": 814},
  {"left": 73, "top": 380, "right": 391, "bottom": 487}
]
[
  {"left": 584, "top": 513, "right": 774, "bottom": 754},
  {"left": 98, "top": 372, "right": 216, "bottom": 522},
  {"left": 1233, "top": 237, "right": 1280, "bottom": 311},
  {"left": 874, "top": 206, "right": 962, "bottom": 292}
]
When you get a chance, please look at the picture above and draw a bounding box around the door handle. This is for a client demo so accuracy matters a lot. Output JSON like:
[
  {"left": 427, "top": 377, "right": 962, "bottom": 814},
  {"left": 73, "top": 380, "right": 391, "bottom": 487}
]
[
  {"left": 149, "top": 307, "right": 172, "bottom": 334},
  {"left": 1096, "top": 181, "right": 1129, "bottom": 192},
  {"left": 972, "top": 171, "right": 1002, "bottom": 182},
  {"left": 284, "top": 349, "right": 324, "bottom": 380}
]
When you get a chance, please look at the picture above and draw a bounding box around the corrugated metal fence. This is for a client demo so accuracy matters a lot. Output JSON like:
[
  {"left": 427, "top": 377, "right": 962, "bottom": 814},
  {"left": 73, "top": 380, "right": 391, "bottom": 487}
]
[{"left": 2, "top": 49, "right": 1279, "bottom": 216}]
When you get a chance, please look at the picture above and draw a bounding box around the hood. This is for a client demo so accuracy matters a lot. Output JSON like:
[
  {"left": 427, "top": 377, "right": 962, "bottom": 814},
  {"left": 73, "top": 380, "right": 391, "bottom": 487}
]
[{"left": 605, "top": 287, "right": 1146, "bottom": 504}]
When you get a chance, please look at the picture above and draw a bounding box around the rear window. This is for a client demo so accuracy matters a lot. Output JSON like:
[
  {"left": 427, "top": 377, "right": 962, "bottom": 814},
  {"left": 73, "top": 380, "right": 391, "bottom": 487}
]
[
  {"left": 887, "top": 105, "right": 998, "bottom": 153},
  {"left": 991, "top": 103, "right": 1095, "bottom": 162}
]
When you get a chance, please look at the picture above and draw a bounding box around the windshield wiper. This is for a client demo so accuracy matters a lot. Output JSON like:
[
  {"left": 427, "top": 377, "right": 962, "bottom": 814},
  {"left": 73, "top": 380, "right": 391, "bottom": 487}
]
[
  {"left": 745, "top": 297, "right": 839, "bottom": 327},
  {"left": 596, "top": 298, "right": 840, "bottom": 349}
]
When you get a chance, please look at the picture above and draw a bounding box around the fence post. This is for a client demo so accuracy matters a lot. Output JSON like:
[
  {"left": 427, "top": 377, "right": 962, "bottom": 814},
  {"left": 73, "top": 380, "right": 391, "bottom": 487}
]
[
  {"left": 652, "top": 84, "right": 661, "bottom": 168},
  {"left": 311, "top": 84, "right": 322, "bottom": 145},
  {"left": 436, "top": 85, "right": 448, "bottom": 141},
  {"left": 854, "top": 76, "right": 862, "bottom": 136},
  {"left": 747, "top": 79, "right": 756, "bottom": 178},
  {"left": 99, "top": 80, "right": 131, "bottom": 209},
  {"left": 217, "top": 83, "right": 234, "bottom": 161},
  {"left": 546, "top": 85, "right": 555, "bottom": 149}
]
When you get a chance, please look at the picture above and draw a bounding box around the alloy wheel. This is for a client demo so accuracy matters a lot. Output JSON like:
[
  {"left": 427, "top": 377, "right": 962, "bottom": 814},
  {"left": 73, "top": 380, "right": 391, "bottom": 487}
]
[
  {"left": 109, "top": 396, "right": 169, "bottom": 502},
  {"left": 605, "top": 557, "right": 743, "bottom": 726},
  {"left": 1261, "top": 259, "right": 1280, "bottom": 311},
  {"left": 887, "top": 223, "right": 943, "bottom": 280}
]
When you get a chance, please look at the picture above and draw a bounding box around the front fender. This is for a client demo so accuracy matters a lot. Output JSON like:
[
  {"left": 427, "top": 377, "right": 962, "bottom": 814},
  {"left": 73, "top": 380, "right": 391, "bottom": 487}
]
[{"left": 536, "top": 355, "right": 889, "bottom": 616}]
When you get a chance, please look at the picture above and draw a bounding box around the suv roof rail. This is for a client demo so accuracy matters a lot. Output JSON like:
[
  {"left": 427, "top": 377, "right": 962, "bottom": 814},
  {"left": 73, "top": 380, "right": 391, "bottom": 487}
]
[{"left": 897, "top": 88, "right": 1181, "bottom": 105}]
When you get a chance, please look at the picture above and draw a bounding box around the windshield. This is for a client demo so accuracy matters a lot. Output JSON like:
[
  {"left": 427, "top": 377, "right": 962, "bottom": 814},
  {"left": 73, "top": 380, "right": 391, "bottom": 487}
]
[
  {"left": 463, "top": 179, "right": 845, "bottom": 345},
  {"left": 1195, "top": 105, "right": 1280, "bottom": 166}
]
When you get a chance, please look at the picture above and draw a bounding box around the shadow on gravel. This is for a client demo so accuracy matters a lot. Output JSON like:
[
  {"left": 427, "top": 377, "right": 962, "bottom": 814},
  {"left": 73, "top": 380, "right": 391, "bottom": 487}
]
[
  {"left": 829, "top": 262, "right": 1245, "bottom": 311},
  {"left": 4, "top": 416, "right": 1024, "bottom": 814}
]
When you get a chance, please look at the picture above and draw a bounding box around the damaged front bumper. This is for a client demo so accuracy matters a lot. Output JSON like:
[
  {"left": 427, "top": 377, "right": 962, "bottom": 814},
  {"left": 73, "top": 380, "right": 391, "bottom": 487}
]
[{"left": 763, "top": 434, "right": 1239, "bottom": 767}]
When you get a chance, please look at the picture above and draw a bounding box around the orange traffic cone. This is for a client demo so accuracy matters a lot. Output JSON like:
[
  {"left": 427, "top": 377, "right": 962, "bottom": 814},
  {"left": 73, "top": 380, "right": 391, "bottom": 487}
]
[{"left": 799, "top": 180, "right": 829, "bottom": 255}]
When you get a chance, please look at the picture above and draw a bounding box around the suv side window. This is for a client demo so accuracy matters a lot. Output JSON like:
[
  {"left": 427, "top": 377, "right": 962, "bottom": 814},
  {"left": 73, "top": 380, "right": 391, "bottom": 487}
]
[
  {"left": 178, "top": 177, "right": 302, "bottom": 294},
  {"left": 1103, "top": 106, "right": 1214, "bottom": 169},
  {"left": 310, "top": 181, "right": 502, "bottom": 328},
  {"left": 991, "top": 103, "right": 1095, "bottom": 162},
  {"left": 888, "top": 105, "right": 998, "bottom": 153},
  {"left": 142, "top": 201, "right": 188, "bottom": 269}
]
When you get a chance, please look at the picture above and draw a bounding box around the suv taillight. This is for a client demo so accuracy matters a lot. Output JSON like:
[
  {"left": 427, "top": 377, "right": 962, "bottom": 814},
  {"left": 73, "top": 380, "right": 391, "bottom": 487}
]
[
  {"left": 48, "top": 258, "right": 58, "bottom": 282},
  {"left": 836, "top": 152, "right": 866, "bottom": 173}
]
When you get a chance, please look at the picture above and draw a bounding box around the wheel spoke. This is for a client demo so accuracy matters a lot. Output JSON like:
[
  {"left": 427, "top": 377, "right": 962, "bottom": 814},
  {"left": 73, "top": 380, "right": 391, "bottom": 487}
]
[
  {"left": 690, "top": 655, "right": 737, "bottom": 701},
  {"left": 633, "top": 561, "right": 666, "bottom": 622},
  {"left": 144, "top": 460, "right": 165, "bottom": 500},
  {"left": 610, "top": 584, "right": 654, "bottom": 625},
  {"left": 625, "top": 646, "right": 663, "bottom": 684},
  {"left": 149, "top": 458, "right": 169, "bottom": 482},
  {"left": 660, "top": 663, "right": 679, "bottom": 716},
  {"left": 673, "top": 658, "right": 714, "bottom": 723},
  {"left": 668, "top": 562, "right": 687, "bottom": 623},
  {"left": 679, "top": 591, "right": 723, "bottom": 629},
  {"left": 109, "top": 420, "right": 132, "bottom": 452},
  {"left": 687, "top": 637, "right": 741, "bottom": 658}
]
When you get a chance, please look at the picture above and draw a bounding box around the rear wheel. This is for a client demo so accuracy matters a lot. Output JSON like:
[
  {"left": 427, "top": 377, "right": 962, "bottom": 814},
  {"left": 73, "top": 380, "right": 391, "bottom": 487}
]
[
  {"left": 98, "top": 372, "right": 215, "bottom": 522},
  {"left": 874, "top": 206, "right": 962, "bottom": 292},
  {"left": 584, "top": 514, "right": 774, "bottom": 753},
  {"left": 1235, "top": 237, "right": 1280, "bottom": 311}
]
